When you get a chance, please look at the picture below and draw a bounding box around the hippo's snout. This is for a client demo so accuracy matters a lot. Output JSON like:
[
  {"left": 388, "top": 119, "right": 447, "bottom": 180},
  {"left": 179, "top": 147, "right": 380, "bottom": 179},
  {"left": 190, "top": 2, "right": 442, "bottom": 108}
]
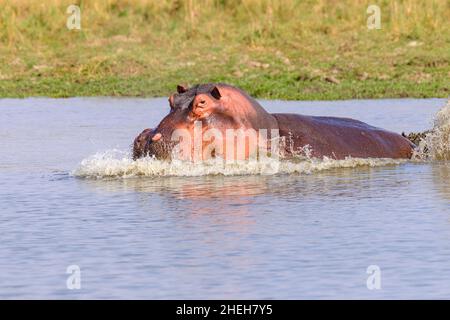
[{"left": 132, "top": 128, "right": 171, "bottom": 160}]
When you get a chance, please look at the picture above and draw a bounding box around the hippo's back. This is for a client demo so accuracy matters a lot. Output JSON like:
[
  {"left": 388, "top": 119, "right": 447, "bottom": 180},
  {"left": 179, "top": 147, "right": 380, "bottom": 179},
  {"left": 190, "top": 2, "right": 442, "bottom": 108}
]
[{"left": 272, "top": 113, "right": 414, "bottom": 159}]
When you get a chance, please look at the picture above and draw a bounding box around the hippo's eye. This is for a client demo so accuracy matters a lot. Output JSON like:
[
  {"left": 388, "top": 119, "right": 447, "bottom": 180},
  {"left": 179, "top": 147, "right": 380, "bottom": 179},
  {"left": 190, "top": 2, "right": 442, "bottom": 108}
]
[{"left": 191, "top": 96, "right": 209, "bottom": 118}]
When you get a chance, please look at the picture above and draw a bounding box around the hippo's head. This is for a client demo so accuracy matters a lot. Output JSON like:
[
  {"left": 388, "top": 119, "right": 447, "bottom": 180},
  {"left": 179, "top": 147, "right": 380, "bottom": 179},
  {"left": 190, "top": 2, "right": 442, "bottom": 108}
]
[
  {"left": 133, "top": 84, "right": 231, "bottom": 160},
  {"left": 132, "top": 83, "right": 278, "bottom": 160}
]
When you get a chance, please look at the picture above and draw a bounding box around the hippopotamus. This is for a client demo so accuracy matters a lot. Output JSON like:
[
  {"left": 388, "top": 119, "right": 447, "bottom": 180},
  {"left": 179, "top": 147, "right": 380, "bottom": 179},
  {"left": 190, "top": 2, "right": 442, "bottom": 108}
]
[{"left": 133, "top": 83, "right": 414, "bottom": 161}]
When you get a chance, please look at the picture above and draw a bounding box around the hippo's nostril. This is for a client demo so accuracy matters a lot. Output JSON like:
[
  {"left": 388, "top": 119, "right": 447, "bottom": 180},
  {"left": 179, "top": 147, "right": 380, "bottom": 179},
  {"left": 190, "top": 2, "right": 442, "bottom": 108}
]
[{"left": 152, "top": 133, "right": 162, "bottom": 142}]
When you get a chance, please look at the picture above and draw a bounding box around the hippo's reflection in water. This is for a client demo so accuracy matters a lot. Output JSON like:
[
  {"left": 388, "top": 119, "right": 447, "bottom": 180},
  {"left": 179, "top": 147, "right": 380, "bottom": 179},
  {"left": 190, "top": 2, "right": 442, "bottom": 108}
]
[{"left": 78, "top": 164, "right": 408, "bottom": 202}]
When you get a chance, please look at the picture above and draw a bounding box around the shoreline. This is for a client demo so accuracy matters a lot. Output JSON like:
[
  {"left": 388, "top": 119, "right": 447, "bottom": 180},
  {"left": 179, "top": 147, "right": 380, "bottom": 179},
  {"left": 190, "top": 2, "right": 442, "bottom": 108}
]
[{"left": 0, "top": 78, "right": 448, "bottom": 100}]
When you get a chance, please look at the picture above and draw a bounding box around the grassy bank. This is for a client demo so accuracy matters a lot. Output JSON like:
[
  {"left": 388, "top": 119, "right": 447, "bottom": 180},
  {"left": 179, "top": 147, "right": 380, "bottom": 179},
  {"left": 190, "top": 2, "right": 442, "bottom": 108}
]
[{"left": 0, "top": 0, "right": 449, "bottom": 99}]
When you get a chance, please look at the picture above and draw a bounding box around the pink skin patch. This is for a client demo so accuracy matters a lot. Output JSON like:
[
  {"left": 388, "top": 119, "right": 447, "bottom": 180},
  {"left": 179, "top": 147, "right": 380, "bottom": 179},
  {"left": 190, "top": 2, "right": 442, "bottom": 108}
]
[{"left": 152, "top": 133, "right": 162, "bottom": 142}]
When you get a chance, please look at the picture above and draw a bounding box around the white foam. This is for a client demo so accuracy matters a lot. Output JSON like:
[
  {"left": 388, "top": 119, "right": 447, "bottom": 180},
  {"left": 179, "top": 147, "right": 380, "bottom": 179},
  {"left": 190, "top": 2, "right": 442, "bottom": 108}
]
[
  {"left": 414, "top": 99, "right": 450, "bottom": 160},
  {"left": 72, "top": 149, "right": 406, "bottom": 179}
]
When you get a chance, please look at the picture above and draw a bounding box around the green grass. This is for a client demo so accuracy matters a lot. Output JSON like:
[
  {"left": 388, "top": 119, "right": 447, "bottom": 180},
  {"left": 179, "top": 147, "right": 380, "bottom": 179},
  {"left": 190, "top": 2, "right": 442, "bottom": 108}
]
[
  {"left": 2, "top": 74, "right": 447, "bottom": 100},
  {"left": 0, "top": 0, "right": 449, "bottom": 100}
]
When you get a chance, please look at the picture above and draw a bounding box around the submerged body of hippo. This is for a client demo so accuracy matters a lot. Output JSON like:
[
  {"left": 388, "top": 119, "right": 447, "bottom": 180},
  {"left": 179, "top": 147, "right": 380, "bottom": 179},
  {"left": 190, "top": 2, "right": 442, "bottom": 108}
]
[{"left": 133, "top": 83, "right": 414, "bottom": 161}]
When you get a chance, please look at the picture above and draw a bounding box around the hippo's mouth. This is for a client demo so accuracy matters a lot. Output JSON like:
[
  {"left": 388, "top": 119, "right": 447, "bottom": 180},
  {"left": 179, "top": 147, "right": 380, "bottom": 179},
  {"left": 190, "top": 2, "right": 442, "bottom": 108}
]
[
  {"left": 145, "top": 139, "right": 175, "bottom": 160},
  {"left": 133, "top": 135, "right": 175, "bottom": 161}
]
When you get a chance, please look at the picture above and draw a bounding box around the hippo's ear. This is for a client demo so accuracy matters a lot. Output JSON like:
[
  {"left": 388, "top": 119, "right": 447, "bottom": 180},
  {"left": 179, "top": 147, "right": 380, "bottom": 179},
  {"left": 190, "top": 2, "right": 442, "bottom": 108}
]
[
  {"left": 177, "top": 84, "right": 188, "bottom": 94},
  {"left": 210, "top": 86, "right": 222, "bottom": 100}
]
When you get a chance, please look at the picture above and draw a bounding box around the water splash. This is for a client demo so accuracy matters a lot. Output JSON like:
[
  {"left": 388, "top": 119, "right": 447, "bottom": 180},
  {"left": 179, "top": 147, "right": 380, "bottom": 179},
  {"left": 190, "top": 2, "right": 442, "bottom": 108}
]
[
  {"left": 414, "top": 99, "right": 450, "bottom": 160},
  {"left": 72, "top": 149, "right": 406, "bottom": 179}
]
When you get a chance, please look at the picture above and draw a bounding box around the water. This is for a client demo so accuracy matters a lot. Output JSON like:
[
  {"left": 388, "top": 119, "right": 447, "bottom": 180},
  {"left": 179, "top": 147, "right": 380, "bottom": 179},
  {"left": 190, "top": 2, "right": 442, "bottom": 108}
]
[{"left": 0, "top": 97, "right": 449, "bottom": 299}]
